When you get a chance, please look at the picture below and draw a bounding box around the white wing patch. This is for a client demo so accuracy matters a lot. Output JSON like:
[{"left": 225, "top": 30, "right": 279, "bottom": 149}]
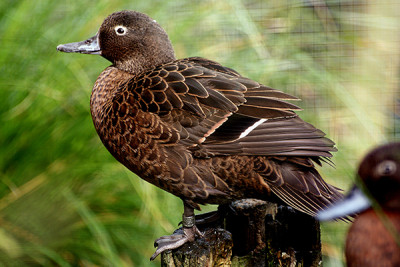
[{"left": 239, "top": 119, "right": 267, "bottom": 139}]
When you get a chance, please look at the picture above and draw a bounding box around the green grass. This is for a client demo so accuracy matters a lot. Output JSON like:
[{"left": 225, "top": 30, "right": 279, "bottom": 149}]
[{"left": 0, "top": 0, "right": 398, "bottom": 266}]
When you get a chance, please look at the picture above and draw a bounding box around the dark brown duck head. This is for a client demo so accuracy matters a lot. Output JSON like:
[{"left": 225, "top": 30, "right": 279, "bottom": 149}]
[
  {"left": 318, "top": 142, "right": 400, "bottom": 221},
  {"left": 358, "top": 142, "right": 400, "bottom": 209},
  {"left": 57, "top": 10, "right": 176, "bottom": 74},
  {"left": 318, "top": 143, "right": 400, "bottom": 267}
]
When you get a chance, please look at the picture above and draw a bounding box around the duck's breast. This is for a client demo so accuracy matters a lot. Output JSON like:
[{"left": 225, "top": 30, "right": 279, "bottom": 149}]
[
  {"left": 346, "top": 209, "right": 400, "bottom": 267},
  {"left": 90, "top": 67, "right": 170, "bottom": 182}
]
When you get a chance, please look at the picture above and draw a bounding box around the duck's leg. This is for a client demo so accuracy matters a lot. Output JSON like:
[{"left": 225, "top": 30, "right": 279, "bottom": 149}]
[
  {"left": 150, "top": 203, "right": 202, "bottom": 260},
  {"left": 187, "top": 203, "right": 231, "bottom": 226}
]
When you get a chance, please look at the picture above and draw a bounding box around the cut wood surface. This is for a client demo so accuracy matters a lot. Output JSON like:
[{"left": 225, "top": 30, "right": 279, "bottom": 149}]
[{"left": 161, "top": 200, "right": 321, "bottom": 267}]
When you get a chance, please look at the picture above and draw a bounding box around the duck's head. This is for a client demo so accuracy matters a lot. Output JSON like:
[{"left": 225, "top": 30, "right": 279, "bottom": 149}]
[
  {"left": 358, "top": 142, "right": 400, "bottom": 209},
  {"left": 318, "top": 142, "right": 400, "bottom": 221},
  {"left": 57, "top": 10, "right": 176, "bottom": 74}
]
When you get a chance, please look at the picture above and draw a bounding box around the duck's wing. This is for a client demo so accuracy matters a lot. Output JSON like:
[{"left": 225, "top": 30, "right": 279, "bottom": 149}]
[
  {"left": 203, "top": 115, "right": 337, "bottom": 158},
  {"left": 123, "top": 57, "right": 308, "bottom": 149}
]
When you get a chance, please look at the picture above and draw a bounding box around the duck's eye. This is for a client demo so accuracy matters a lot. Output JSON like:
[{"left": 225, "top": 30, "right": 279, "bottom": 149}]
[
  {"left": 115, "top": 26, "right": 127, "bottom": 36},
  {"left": 376, "top": 160, "right": 397, "bottom": 176}
]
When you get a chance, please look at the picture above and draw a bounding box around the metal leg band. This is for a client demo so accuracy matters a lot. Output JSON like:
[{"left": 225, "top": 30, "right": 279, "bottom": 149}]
[{"left": 182, "top": 214, "right": 195, "bottom": 228}]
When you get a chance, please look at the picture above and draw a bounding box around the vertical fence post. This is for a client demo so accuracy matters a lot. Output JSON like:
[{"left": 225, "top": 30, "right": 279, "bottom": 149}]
[{"left": 161, "top": 199, "right": 321, "bottom": 267}]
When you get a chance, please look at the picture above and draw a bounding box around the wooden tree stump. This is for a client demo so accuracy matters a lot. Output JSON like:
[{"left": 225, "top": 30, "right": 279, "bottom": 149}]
[
  {"left": 161, "top": 228, "right": 233, "bottom": 267},
  {"left": 161, "top": 199, "right": 321, "bottom": 267}
]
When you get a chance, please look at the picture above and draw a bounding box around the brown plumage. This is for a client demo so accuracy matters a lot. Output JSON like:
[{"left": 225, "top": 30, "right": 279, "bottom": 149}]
[
  {"left": 319, "top": 143, "right": 400, "bottom": 267},
  {"left": 57, "top": 10, "right": 343, "bottom": 259}
]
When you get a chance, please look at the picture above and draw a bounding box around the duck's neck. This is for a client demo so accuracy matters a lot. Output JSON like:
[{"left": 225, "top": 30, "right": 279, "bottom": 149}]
[
  {"left": 114, "top": 55, "right": 173, "bottom": 75},
  {"left": 113, "top": 44, "right": 176, "bottom": 75}
]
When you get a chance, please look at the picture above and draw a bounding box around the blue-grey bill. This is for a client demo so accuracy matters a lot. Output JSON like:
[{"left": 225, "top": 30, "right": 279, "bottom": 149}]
[
  {"left": 57, "top": 34, "right": 100, "bottom": 55},
  {"left": 317, "top": 185, "right": 371, "bottom": 221}
]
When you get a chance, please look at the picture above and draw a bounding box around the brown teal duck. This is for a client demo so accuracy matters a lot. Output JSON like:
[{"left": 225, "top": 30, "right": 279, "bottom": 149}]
[
  {"left": 57, "top": 10, "right": 344, "bottom": 260},
  {"left": 318, "top": 142, "right": 400, "bottom": 267}
]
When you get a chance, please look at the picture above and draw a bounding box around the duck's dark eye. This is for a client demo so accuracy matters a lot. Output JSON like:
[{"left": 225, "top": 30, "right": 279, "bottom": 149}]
[
  {"left": 376, "top": 160, "right": 397, "bottom": 176},
  {"left": 115, "top": 25, "right": 127, "bottom": 36}
]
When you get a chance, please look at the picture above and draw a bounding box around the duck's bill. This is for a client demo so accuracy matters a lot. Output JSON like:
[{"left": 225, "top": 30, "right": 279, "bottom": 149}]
[
  {"left": 57, "top": 34, "right": 100, "bottom": 55},
  {"left": 317, "top": 185, "right": 371, "bottom": 221}
]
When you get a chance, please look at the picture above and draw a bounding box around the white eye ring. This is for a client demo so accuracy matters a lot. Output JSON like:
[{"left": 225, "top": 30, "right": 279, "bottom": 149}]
[
  {"left": 376, "top": 160, "right": 397, "bottom": 176},
  {"left": 115, "top": 25, "right": 127, "bottom": 36}
]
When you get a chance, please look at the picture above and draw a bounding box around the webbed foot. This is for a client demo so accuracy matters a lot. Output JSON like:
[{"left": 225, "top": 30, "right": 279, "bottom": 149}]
[{"left": 150, "top": 225, "right": 202, "bottom": 260}]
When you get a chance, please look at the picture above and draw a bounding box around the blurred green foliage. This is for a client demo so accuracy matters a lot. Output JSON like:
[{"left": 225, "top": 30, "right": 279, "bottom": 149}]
[{"left": 0, "top": 0, "right": 398, "bottom": 266}]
